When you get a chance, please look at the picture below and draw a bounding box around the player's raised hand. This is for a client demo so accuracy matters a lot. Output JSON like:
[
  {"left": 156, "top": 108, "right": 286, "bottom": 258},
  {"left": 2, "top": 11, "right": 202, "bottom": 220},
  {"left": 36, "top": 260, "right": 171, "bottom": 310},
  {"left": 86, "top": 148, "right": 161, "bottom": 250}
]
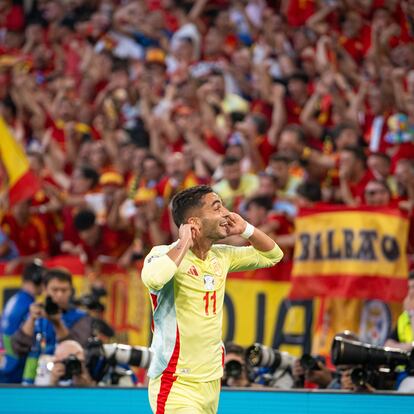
[
  {"left": 179, "top": 223, "right": 200, "bottom": 248},
  {"left": 226, "top": 213, "right": 248, "bottom": 237}
]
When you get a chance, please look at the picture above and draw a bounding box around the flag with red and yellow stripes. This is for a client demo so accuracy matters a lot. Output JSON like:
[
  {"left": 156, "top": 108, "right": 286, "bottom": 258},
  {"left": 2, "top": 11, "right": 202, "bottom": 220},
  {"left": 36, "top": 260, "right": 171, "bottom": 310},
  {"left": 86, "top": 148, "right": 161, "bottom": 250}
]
[
  {"left": 290, "top": 205, "right": 409, "bottom": 302},
  {"left": 0, "top": 116, "right": 40, "bottom": 206}
]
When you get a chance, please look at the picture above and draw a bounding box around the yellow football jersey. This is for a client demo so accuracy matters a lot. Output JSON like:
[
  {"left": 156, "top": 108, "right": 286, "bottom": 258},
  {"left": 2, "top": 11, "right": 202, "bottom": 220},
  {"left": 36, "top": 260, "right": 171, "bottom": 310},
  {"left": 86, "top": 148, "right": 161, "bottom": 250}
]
[{"left": 141, "top": 242, "right": 283, "bottom": 382}]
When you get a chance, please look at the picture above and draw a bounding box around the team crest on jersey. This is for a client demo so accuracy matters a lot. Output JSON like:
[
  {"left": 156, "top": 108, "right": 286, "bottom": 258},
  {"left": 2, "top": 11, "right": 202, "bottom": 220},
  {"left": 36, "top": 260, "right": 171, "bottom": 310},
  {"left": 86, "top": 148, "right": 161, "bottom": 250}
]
[
  {"left": 187, "top": 265, "right": 199, "bottom": 276},
  {"left": 203, "top": 275, "right": 215, "bottom": 291}
]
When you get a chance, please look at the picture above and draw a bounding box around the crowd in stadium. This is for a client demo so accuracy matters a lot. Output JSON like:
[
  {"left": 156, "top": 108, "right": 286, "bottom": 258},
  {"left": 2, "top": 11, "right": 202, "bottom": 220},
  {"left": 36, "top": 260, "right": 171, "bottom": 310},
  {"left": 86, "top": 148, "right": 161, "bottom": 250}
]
[{"left": 1, "top": 0, "right": 414, "bottom": 392}]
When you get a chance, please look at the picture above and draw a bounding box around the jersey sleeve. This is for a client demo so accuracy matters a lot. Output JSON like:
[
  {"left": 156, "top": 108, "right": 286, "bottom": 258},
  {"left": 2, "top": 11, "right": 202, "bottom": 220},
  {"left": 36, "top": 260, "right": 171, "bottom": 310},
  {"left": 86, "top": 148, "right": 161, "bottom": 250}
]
[
  {"left": 225, "top": 243, "right": 284, "bottom": 273},
  {"left": 141, "top": 245, "right": 178, "bottom": 291}
]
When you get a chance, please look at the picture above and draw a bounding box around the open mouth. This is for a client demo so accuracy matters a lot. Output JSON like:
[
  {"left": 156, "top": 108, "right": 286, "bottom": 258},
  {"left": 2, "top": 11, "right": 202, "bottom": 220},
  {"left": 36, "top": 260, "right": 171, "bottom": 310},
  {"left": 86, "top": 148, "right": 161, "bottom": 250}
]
[{"left": 219, "top": 221, "right": 229, "bottom": 233}]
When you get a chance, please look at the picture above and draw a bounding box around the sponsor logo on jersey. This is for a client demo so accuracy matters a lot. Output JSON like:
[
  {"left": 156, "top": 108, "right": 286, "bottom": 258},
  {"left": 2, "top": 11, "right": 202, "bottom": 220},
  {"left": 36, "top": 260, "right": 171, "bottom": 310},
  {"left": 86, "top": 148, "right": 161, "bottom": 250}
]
[{"left": 187, "top": 265, "right": 199, "bottom": 276}]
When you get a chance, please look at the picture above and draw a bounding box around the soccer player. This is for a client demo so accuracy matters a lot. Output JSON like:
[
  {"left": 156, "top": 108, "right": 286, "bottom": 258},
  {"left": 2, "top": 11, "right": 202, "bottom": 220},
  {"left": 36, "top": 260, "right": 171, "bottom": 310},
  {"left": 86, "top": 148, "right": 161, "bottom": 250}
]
[{"left": 142, "top": 185, "right": 284, "bottom": 413}]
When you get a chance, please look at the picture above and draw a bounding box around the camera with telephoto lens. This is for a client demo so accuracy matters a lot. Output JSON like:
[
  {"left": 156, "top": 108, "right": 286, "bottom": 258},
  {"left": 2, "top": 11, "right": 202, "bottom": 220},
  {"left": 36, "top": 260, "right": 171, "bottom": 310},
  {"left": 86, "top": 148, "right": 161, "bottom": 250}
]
[
  {"left": 60, "top": 354, "right": 82, "bottom": 380},
  {"left": 245, "top": 343, "right": 296, "bottom": 388},
  {"left": 331, "top": 336, "right": 414, "bottom": 389},
  {"left": 86, "top": 337, "right": 152, "bottom": 384},
  {"left": 44, "top": 296, "right": 60, "bottom": 316},
  {"left": 224, "top": 360, "right": 243, "bottom": 381},
  {"left": 246, "top": 343, "right": 295, "bottom": 371}
]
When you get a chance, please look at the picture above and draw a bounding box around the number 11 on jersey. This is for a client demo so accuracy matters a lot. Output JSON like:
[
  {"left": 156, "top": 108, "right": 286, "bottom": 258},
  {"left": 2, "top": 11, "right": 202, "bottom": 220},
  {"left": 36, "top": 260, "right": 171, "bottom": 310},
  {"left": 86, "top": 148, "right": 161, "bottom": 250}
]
[{"left": 203, "top": 291, "right": 216, "bottom": 315}]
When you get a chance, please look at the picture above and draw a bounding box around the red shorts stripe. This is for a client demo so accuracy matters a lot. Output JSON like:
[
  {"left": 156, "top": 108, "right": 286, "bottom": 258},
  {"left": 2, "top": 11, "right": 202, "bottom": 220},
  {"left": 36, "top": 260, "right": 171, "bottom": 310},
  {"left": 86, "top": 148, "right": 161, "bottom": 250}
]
[{"left": 156, "top": 326, "right": 180, "bottom": 414}]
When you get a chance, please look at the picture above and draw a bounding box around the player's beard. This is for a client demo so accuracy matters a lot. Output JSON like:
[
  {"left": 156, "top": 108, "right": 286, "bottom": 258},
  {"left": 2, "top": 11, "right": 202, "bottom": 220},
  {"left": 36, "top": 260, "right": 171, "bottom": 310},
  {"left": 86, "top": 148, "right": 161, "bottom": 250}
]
[{"left": 203, "top": 218, "right": 228, "bottom": 241}]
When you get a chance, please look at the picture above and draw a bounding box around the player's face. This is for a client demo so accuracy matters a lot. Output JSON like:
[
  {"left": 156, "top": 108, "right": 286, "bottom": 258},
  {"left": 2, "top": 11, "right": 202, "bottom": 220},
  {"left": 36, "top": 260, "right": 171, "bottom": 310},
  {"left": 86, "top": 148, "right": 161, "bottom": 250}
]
[{"left": 197, "top": 192, "right": 230, "bottom": 240}]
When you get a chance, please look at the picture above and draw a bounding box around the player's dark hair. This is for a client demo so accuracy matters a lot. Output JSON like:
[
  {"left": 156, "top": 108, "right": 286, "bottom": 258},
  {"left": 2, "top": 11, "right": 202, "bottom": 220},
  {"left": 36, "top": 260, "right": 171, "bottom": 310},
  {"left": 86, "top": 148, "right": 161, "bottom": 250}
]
[
  {"left": 74, "top": 209, "right": 96, "bottom": 231},
  {"left": 44, "top": 268, "right": 72, "bottom": 286},
  {"left": 171, "top": 185, "right": 214, "bottom": 227}
]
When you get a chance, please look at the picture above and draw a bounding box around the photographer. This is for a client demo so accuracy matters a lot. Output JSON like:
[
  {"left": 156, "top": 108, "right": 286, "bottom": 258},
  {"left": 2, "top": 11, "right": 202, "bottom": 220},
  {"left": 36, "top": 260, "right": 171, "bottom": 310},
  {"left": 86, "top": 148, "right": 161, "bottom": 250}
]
[
  {"left": 222, "top": 342, "right": 252, "bottom": 388},
  {"left": 48, "top": 340, "right": 95, "bottom": 386},
  {"left": 293, "top": 330, "right": 361, "bottom": 390},
  {"left": 292, "top": 355, "right": 336, "bottom": 389},
  {"left": 11, "top": 269, "right": 94, "bottom": 383},
  {"left": 0, "top": 261, "right": 45, "bottom": 383}
]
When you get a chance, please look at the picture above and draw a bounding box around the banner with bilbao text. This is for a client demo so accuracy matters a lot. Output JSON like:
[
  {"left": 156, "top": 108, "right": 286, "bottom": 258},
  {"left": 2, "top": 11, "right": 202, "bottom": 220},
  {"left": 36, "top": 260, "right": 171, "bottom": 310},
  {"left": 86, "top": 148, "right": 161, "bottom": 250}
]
[{"left": 290, "top": 206, "right": 409, "bottom": 302}]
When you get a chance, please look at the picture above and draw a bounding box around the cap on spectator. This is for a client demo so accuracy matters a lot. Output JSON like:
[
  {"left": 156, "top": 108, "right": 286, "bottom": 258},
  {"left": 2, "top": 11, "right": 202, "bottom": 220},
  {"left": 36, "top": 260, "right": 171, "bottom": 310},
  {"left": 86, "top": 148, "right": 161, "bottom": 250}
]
[
  {"left": 145, "top": 48, "right": 166, "bottom": 67},
  {"left": 133, "top": 188, "right": 157, "bottom": 205},
  {"left": 99, "top": 171, "right": 124, "bottom": 187},
  {"left": 221, "top": 94, "right": 249, "bottom": 114}
]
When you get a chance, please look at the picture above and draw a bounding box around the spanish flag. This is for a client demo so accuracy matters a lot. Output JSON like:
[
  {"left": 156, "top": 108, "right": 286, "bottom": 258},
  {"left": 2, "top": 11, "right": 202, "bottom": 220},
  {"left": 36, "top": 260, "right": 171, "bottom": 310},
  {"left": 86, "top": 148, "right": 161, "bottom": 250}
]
[
  {"left": 0, "top": 116, "right": 40, "bottom": 206},
  {"left": 290, "top": 205, "right": 409, "bottom": 302}
]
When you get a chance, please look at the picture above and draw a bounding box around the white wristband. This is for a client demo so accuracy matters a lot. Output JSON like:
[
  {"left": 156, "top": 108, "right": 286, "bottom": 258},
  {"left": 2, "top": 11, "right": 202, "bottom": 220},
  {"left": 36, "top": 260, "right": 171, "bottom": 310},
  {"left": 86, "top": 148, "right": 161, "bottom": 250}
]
[{"left": 241, "top": 222, "right": 255, "bottom": 239}]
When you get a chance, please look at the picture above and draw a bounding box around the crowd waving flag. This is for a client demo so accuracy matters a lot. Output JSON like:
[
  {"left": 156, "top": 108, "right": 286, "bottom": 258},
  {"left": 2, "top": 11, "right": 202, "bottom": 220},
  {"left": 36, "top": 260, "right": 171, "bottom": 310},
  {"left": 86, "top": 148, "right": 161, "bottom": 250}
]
[
  {"left": 0, "top": 116, "right": 40, "bottom": 206},
  {"left": 290, "top": 205, "right": 409, "bottom": 302}
]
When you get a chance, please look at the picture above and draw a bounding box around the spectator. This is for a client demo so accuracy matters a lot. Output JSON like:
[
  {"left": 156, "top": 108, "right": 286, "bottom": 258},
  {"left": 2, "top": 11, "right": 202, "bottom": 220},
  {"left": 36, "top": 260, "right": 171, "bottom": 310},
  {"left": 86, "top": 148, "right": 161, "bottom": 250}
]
[
  {"left": 267, "top": 153, "right": 302, "bottom": 203},
  {"left": 1, "top": 199, "right": 49, "bottom": 273},
  {"left": 337, "top": 146, "right": 373, "bottom": 206},
  {"left": 395, "top": 159, "right": 414, "bottom": 208},
  {"left": 245, "top": 196, "right": 292, "bottom": 247},
  {"left": 68, "top": 209, "right": 132, "bottom": 265},
  {"left": 213, "top": 156, "right": 259, "bottom": 211},
  {"left": 363, "top": 179, "right": 392, "bottom": 207},
  {"left": 157, "top": 152, "right": 205, "bottom": 203},
  {"left": 367, "top": 152, "right": 398, "bottom": 196},
  {"left": 296, "top": 181, "right": 323, "bottom": 209}
]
